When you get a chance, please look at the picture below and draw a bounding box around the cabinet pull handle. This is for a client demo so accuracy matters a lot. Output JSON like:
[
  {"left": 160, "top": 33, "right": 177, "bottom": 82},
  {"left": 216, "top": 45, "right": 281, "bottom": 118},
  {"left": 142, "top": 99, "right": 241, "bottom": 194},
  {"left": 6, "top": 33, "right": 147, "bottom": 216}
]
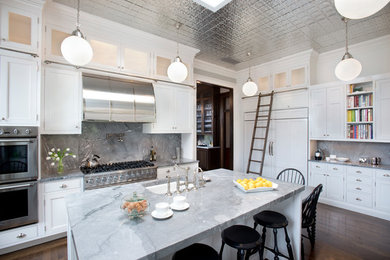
[
  {"left": 16, "top": 233, "right": 26, "bottom": 238},
  {"left": 356, "top": 179, "right": 362, "bottom": 182},
  {"left": 356, "top": 171, "right": 362, "bottom": 174},
  {"left": 1, "top": 117, "right": 5, "bottom": 120},
  {"left": 60, "top": 184, "right": 68, "bottom": 188},
  {"left": 355, "top": 187, "right": 362, "bottom": 191},
  {"left": 316, "top": 166, "right": 320, "bottom": 168},
  {"left": 166, "top": 170, "right": 170, "bottom": 173},
  {"left": 333, "top": 168, "right": 338, "bottom": 170},
  {"left": 355, "top": 198, "right": 362, "bottom": 201},
  {"left": 2, "top": 38, "right": 6, "bottom": 41},
  {"left": 384, "top": 174, "right": 390, "bottom": 177}
]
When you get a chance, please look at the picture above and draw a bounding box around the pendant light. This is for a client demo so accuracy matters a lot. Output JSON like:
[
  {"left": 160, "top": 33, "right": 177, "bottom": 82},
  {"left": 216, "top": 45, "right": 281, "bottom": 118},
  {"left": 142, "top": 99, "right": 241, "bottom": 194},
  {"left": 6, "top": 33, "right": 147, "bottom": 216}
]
[
  {"left": 61, "top": 0, "right": 93, "bottom": 66},
  {"left": 335, "top": 18, "right": 362, "bottom": 81},
  {"left": 242, "top": 52, "right": 258, "bottom": 96},
  {"left": 167, "top": 23, "right": 188, "bottom": 83},
  {"left": 335, "top": 0, "right": 390, "bottom": 19}
]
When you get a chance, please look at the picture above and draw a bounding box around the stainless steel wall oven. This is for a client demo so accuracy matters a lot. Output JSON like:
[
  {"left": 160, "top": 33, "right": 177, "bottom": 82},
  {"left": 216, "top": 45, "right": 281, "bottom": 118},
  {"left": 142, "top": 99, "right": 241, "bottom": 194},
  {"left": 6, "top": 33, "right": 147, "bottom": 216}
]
[{"left": 0, "top": 126, "right": 38, "bottom": 231}]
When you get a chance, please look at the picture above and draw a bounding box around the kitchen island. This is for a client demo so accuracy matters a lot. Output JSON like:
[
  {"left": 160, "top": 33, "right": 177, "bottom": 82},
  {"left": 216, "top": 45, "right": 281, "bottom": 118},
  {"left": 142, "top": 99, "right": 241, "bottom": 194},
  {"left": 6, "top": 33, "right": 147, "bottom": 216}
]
[{"left": 66, "top": 169, "right": 304, "bottom": 260}]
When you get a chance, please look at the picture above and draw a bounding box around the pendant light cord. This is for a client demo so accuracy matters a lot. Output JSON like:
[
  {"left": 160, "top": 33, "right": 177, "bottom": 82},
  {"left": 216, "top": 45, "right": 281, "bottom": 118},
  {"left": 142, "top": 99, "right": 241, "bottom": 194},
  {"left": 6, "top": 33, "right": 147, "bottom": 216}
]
[
  {"left": 344, "top": 18, "right": 349, "bottom": 53},
  {"left": 176, "top": 22, "right": 180, "bottom": 57},
  {"left": 76, "top": 0, "right": 80, "bottom": 29}
]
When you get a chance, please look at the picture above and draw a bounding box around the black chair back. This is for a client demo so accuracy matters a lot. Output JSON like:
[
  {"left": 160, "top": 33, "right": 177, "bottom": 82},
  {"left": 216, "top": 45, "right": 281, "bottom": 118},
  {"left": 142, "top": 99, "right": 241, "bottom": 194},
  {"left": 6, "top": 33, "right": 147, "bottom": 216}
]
[
  {"left": 276, "top": 168, "right": 305, "bottom": 185},
  {"left": 302, "top": 184, "right": 323, "bottom": 228}
]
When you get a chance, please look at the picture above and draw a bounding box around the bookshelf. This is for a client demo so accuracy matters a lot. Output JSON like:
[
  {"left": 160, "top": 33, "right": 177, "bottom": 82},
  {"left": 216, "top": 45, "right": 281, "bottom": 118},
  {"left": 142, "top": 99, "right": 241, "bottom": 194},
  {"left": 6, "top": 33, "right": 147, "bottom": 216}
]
[{"left": 346, "top": 81, "right": 374, "bottom": 140}]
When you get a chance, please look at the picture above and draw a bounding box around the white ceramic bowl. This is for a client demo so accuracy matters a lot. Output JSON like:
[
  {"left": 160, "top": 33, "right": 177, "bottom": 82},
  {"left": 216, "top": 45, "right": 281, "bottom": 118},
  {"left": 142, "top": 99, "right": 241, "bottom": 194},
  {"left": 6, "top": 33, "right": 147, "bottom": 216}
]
[
  {"left": 336, "top": 157, "right": 349, "bottom": 162},
  {"left": 330, "top": 154, "right": 337, "bottom": 159}
]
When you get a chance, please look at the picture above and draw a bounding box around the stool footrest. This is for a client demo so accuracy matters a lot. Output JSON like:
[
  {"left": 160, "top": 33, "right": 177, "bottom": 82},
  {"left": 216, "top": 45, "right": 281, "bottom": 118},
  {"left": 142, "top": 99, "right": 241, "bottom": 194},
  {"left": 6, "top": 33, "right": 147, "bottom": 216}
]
[{"left": 264, "top": 246, "right": 291, "bottom": 259}]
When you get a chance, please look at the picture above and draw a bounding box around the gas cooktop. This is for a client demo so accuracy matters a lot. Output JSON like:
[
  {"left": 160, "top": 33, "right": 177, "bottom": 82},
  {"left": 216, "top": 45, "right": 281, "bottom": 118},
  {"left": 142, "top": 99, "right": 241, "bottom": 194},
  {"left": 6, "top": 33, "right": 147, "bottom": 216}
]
[{"left": 81, "top": 160, "right": 157, "bottom": 190}]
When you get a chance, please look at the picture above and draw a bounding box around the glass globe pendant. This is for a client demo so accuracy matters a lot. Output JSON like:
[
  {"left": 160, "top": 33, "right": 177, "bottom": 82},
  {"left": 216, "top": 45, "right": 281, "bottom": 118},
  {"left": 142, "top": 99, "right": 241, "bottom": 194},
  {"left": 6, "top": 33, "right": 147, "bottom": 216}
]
[
  {"left": 335, "top": 18, "right": 362, "bottom": 81},
  {"left": 61, "top": 0, "right": 93, "bottom": 66},
  {"left": 167, "top": 56, "right": 188, "bottom": 83},
  {"left": 242, "top": 78, "right": 258, "bottom": 96},
  {"left": 335, "top": 0, "right": 390, "bottom": 19}
]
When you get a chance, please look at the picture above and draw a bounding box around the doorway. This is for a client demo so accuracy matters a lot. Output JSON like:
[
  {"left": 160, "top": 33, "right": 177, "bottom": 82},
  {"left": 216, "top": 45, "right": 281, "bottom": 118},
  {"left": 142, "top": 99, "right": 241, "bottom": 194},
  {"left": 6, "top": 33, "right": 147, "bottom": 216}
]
[{"left": 196, "top": 82, "right": 233, "bottom": 170}]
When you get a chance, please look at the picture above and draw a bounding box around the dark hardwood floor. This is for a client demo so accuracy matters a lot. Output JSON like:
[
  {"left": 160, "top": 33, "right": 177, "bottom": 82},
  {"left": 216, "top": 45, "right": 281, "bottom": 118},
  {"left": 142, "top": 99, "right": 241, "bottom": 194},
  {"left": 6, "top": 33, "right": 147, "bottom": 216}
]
[{"left": 1, "top": 204, "right": 389, "bottom": 260}]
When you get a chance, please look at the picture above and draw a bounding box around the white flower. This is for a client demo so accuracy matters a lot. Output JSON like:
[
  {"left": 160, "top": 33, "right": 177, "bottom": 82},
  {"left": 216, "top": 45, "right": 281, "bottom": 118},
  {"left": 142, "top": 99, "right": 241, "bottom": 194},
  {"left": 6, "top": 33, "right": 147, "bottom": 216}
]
[
  {"left": 51, "top": 148, "right": 55, "bottom": 152},
  {"left": 56, "top": 157, "right": 60, "bottom": 161},
  {"left": 54, "top": 154, "right": 58, "bottom": 157},
  {"left": 46, "top": 156, "right": 51, "bottom": 160},
  {"left": 72, "top": 155, "right": 76, "bottom": 158},
  {"left": 66, "top": 148, "right": 70, "bottom": 151},
  {"left": 65, "top": 153, "right": 69, "bottom": 156},
  {"left": 48, "top": 152, "right": 52, "bottom": 155},
  {"left": 57, "top": 148, "right": 60, "bottom": 151},
  {"left": 50, "top": 162, "right": 55, "bottom": 166}
]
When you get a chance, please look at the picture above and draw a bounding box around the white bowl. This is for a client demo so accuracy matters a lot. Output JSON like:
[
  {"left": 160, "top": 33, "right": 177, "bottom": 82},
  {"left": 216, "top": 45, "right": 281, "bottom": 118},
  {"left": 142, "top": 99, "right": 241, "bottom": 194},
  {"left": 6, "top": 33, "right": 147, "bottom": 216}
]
[{"left": 336, "top": 157, "right": 349, "bottom": 162}]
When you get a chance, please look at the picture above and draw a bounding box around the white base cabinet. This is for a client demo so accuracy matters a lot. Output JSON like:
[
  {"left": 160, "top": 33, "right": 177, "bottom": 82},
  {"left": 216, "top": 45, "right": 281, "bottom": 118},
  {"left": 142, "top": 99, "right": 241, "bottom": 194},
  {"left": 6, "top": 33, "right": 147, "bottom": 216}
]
[
  {"left": 143, "top": 82, "right": 194, "bottom": 133},
  {"left": 0, "top": 224, "right": 38, "bottom": 249},
  {"left": 43, "top": 178, "right": 82, "bottom": 235},
  {"left": 41, "top": 66, "right": 82, "bottom": 134},
  {"left": 309, "top": 162, "right": 390, "bottom": 220},
  {"left": 0, "top": 54, "right": 39, "bottom": 126}
]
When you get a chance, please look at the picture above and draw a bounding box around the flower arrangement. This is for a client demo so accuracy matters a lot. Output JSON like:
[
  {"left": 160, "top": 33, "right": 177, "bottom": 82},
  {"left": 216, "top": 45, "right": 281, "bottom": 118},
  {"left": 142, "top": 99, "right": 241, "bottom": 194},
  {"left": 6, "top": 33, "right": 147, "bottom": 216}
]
[{"left": 46, "top": 148, "right": 76, "bottom": 174}]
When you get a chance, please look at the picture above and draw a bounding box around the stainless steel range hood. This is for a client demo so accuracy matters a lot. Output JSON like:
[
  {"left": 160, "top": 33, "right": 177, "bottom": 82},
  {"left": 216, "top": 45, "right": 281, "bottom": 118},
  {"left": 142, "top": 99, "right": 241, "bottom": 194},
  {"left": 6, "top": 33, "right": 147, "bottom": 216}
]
[{"left": 82, "top": 74, "right": 155, "bottom": 122}]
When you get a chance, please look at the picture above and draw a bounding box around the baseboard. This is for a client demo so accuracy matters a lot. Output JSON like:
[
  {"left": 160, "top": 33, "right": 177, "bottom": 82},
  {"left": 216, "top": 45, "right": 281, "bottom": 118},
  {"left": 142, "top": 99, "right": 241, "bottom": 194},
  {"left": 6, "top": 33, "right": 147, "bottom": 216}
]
[{"left": 0, "top": 232, "right": 66, "bottom": 255}]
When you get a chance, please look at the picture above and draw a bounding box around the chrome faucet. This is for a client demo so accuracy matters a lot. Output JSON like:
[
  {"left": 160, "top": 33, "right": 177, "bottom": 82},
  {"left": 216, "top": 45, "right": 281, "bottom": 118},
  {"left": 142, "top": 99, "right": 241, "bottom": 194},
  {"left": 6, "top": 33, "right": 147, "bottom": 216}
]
[
  {"left": 165, "top": 175, "right": 172, "bottom": 196},
  {"left": 184, "top": 166, "right": 191, "bottom": 191},
  {"left": 176, "top": 173, "right": 182, "bottom": 194},
  {"left": 198, "top": 167, "right": 205, "bottom": 188}
]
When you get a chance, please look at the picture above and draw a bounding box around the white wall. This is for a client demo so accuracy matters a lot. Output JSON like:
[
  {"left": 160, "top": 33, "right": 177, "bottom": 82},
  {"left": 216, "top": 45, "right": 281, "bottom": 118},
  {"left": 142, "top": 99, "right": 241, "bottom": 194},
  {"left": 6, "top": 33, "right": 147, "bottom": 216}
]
[{"left": 316, "top": 35, "right": 390, "bottom": 84}]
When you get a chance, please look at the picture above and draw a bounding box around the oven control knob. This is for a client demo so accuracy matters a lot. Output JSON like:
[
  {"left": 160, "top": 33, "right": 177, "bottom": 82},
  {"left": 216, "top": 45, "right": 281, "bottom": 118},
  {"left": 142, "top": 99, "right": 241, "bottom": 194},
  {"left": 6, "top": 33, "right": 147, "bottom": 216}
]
[
  {"left": 25, "top": 129, "right": 31, "bottom": 134},
  {"left": 0, "top": 129, "right": 3, "bottom": 135},
  {"left": 13, "top": 129, "right": 19, "bottom": 134}
]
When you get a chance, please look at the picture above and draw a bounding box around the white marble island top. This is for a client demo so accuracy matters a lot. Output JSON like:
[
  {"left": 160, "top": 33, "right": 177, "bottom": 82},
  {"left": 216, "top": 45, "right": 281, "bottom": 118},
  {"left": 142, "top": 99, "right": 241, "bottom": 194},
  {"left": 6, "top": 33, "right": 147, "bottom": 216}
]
[{"left": 66, "top": 169, "right": 304, "bottom": 260}]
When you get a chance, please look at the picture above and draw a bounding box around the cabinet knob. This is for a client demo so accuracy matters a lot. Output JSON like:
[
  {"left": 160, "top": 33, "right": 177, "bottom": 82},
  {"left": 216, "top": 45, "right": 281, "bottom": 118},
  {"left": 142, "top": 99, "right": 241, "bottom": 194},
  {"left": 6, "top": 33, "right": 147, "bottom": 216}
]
[
  {"left": 356, "top": 171, "right": 362, "bottom": 174},
  {"left": 2, "top": 38, "right": 6, "bottom": 41},
  {"left": 1, "top": 117, "right": 5, "bottom": 120},
  {"left": 75, "top": 125, "right": 79, "bottom": 128},
  {"left": 166, "top": 170, "right": 170, "bottom": 173},
  {"left": 333, "top": 168, "right": 338, "bottom": 170},
  {"left": 384, "top": 174, "right": 390, "bottom": 177},
  {"left": 355, "top": 187, "right": 362, "bottom": 191},
  {"left": 16, "top": 233, "right": 26, "bottom": 238},
  {"left": 355, "top": 198, "right": 362, "bottom": 201},
  {"left": 356, "top": 179, "right": 362, "bottom": 182},
  {"left": 60, "top": 184, "right": 68, "bottom": 188},
  {"left": 316, "top": 166, "right": 320, "bottom": 168}
]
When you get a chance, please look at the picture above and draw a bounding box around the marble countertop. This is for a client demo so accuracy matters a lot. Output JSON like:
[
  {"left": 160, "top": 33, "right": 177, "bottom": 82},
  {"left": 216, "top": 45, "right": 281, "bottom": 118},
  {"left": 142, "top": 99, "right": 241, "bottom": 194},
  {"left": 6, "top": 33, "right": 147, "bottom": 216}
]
[
  {"left": 309, "top": 159, "right": 390, "bottom": 170},
  {"left": 65, "top": 168, "right": 304, "bottom": 260}
]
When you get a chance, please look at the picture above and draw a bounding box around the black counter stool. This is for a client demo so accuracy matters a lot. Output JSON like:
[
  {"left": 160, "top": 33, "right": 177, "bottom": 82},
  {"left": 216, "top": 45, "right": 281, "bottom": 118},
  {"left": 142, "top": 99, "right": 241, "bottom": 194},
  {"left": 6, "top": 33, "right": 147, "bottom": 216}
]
[
  {"left": 219, "top": 224, "right": 262, "bottom": 260},
  {"left": 172, "top": 243, "right": 218, "bottom": 260},
  {"left": 253, "top": 210, "right": 294, "bottom": 260}
]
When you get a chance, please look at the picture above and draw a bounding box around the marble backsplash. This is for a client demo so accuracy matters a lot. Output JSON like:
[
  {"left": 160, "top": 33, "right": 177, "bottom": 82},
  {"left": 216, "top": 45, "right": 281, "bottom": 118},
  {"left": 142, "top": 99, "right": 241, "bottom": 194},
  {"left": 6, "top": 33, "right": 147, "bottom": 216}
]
[
  {"left": 317, "top": 141, "right": 390, "bottom": 165},
  {"left": 41, "top": 122, "right": 180, "bottom": 177}
]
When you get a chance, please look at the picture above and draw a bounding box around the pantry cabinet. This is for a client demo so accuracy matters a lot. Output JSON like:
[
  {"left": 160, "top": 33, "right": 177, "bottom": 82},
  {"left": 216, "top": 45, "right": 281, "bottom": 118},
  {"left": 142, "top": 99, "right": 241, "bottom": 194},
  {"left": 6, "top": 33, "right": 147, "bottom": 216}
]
[
  {"left": 42, "top": 66, "right": 82, "bottom": 134},
  {"left": 43, "top": 178, "right": 82, "bottom": 235},
  {"left": 0, "top": 4, "right": 40, "bottom": 54},
  {"left": 309, "top": 85, "right": 344, "bottom": 139},
  {"left": 143, "top": 82, "right": 194, "bottom": 133},
  {"left": 375, "top": 79, "right": 390, "bottom": 141},
  {"left": 0, "top": 55, "right": 39, "bottom": 126}
]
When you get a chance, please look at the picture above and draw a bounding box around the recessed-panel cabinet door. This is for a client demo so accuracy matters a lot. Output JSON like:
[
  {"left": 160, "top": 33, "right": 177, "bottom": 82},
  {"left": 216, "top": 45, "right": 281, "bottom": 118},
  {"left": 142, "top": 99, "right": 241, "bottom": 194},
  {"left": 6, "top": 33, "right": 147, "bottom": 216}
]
[
  {"left": 326, "top": 86, "right": 344, "bottom": 139},
  {"left": 174, "top": 87, "right": 193, "bottom": 132},
  {"left": 43, "top": 67, "right": 81, "bottom": 134},
  {"left": 0, "top": 6, "right": 39, "bottom": 53},
  {"left": 122, "top": 47, "right": 150, "bottom": 76},
  {"left": 310, "top": 171, "right": 327, "bottom": 197},
  {"left": 309, "top": 88, "right": 326, "bottom": 138},
  {"left": 0, "top": 56, "right": 38, "bottom": 126},
  {"left": 375, "top": 79, "right": 390, "bottom": 141},
  {"left": 153, "top": 84, "right": 175, "bottom": 131},
  {"left": 327, "top": 172, "right": 344, "bottom": 201}
]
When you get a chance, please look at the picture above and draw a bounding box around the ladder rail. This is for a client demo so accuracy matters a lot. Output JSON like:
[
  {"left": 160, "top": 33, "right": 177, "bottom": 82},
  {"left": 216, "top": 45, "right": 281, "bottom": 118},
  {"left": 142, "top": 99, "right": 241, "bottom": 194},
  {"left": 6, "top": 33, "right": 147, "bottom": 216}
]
[{"left": 246, "top": 91, "right": 274, "bottom": 175}]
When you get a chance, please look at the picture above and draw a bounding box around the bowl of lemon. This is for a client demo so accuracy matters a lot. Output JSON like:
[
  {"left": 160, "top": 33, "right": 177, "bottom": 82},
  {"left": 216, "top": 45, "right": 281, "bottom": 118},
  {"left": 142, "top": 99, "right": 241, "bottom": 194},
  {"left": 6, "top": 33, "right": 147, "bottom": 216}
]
[{"left": 233, "top": 177, "right": 278, "bottom": 193}]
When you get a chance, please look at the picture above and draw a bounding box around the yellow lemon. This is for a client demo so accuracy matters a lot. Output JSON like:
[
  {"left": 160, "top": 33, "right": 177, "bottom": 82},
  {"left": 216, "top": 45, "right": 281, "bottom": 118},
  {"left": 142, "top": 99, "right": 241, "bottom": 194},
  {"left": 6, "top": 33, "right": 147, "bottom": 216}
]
[
  {"left": 255, "top": 182, "right": 262, "bottom": 188},
  {"left": 242, "top": 178, "right": 248, "bottom": 183},
  {"left": 249, "top": 183, "right": 256, "bottom": 189},
  {"left": 242, "top": 184, "right": 249, "bottom": 190},
  {"left": 265, "top": 181, "right": 272, "bottom": 187},
  {"left": 236, "top": 179, "right": 242, "bottom": 183},
  {"left": 256, "top": 177, "right": 262, "bottom": 181}
]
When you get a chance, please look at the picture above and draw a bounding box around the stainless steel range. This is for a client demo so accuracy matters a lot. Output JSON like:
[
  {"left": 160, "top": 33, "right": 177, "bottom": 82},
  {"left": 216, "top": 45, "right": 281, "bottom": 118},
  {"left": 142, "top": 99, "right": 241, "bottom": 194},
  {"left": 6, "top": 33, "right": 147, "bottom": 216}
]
[{"left": 81, "top": 160, "right": 157, "bottom": 190}]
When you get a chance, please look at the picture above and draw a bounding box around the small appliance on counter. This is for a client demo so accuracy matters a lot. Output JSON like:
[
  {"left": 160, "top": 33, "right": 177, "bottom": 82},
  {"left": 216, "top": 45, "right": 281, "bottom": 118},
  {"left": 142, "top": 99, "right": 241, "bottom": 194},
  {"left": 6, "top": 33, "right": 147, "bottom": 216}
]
[
  {"left": 371, "top": 157, "right": 381, "bottom": 165},
  {"left": 314, "top": 149, "right": 323, "bottom": 160}
]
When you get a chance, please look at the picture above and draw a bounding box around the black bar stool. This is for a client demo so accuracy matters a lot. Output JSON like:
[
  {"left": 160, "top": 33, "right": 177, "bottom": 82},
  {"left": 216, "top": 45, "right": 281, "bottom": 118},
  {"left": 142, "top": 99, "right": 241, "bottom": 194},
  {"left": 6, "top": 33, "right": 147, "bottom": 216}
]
[
  {"left": 219, "top": 224, "right": 262, "bottom": 260},
  {"left": 253, "top": 210, "right": 294, "bottom": 260},
  {"left": 172, "top": 243, "right": 218, "bottom": 260}
]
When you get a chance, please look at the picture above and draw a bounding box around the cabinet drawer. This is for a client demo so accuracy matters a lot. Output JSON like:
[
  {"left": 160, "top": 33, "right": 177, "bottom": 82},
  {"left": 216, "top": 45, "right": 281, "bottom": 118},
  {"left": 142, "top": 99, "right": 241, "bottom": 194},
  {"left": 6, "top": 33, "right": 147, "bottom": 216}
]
[
  {"left": 327, "top": 164, "right": 346, "bottom": 174},
  {"left": 157, "top": 166, "right": 176, "bottom": 179},
  {"left": 376, "top": 170, "right": 390, "bottom": 182},
  {"left": 347, "top": 167, "right": 374, "bottom": 178},
  {"left": 347, "top": 191, "right": 372, "bottom": 208},
  {"left": 44, "top": 178, "right": 82, "bottom": 193},
  {"left": 310, "top": 162, "right": 325, "bottom": 172},
  {"left": 347, "top": 175, "right": 372, "bottom": 186},
  {"left": 347, "top": 181, "right": 372, "bottom": 194},
  {"left": 0, "top": 224, "right": 38, "bottom": 247}
]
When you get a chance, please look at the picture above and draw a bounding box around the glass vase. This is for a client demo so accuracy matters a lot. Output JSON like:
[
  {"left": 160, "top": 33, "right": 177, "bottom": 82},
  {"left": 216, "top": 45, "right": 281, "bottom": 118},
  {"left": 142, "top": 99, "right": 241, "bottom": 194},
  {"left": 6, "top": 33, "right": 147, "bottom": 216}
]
[{"left": 57, "top": 158, "right": 64, "bottom": 174}]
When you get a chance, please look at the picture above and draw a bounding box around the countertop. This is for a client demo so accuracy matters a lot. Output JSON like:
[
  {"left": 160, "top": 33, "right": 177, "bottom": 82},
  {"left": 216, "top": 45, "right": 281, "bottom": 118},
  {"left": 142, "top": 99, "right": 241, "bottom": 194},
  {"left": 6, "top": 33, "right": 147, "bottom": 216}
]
[
  {"left": 196, "top": 146, "right": 221, "bottom": 149},
  {"left": 65, "top": 169, "right": 304, "bottom": 260},
  {"left": 309, "top": 159, "right": 390, "bottom": 170},
  {"left": 40, "top": 158, "right": 198, "bottom": 182}
]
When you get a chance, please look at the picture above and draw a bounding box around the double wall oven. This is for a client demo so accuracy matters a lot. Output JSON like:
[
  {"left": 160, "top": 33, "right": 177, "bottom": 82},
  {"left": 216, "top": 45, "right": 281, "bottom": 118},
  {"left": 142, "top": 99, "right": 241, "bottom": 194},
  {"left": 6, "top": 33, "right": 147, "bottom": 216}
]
[{"left": 0, "top": 126, "right": 38, "bottom": 231}]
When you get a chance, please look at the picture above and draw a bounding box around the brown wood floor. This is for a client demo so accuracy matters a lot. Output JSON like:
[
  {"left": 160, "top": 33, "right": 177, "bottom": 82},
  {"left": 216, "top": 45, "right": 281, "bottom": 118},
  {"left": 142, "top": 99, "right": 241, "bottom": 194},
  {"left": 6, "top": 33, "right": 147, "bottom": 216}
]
[{"left": 1, "top": 203, "right": 389, "bottom": 260}]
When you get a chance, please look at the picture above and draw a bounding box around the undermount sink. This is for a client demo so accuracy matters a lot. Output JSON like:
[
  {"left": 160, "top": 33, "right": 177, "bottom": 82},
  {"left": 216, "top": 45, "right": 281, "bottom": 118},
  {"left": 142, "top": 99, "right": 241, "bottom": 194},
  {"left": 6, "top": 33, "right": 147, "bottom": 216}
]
[{"left": 145, "top": 182, "right": 194, "bottom": 195}]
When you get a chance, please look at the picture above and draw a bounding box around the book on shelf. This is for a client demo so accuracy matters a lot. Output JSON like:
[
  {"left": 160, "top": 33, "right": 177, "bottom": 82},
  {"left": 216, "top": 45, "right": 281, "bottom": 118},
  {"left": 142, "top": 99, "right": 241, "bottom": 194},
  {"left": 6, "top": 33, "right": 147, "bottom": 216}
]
[{"left": 347, "top": 124, "right": 373, "bottom": 139}]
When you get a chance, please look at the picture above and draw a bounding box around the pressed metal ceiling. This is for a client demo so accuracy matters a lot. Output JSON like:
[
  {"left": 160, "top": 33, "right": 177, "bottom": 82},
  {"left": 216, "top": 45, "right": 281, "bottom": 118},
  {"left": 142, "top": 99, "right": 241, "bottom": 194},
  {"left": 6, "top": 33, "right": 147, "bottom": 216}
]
[{"left": 53, "top": 0, "right": 390, "bottom": 69}]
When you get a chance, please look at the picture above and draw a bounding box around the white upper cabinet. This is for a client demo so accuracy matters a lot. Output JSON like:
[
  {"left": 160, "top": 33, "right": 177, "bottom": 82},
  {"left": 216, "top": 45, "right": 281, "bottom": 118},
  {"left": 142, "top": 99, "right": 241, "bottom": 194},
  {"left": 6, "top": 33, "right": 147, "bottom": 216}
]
[
  {"left": 121, "top": 45, "right": 151, "bottom": 76},
  {"left": 42, "top": 66, "right": 82, "bottom": 134},
  {"left": 0, "top": 55, "right": 38, "bottom": 126},
  {"left": 143, "top": 82, "right": 194, "bottom": 133},
  {"left": 309, "top": 85, "right": 344, "bottom": 139},
  {"left": 153, "top": 51, "right": 193, "bottom": 84},
  {"left": 375, "top": 78, "right": 390, "bottom": 141},
  {"left": 0, "top": 4, "right": 40, "bottom": 54}
]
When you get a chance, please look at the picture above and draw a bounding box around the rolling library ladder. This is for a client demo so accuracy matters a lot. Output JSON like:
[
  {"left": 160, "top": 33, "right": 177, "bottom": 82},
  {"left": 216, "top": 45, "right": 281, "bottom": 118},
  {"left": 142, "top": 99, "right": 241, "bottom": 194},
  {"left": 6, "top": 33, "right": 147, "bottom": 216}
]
[{"left": 246, "top": 91, "right": 274, "bottom": 175}]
